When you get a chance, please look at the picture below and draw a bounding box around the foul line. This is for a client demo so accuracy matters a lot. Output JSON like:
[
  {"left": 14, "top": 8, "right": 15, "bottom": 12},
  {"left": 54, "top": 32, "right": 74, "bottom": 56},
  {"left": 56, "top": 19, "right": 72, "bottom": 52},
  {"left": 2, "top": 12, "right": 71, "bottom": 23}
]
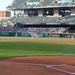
[{"left": 46, "top": 64, "right": 75, "bottom": 75}]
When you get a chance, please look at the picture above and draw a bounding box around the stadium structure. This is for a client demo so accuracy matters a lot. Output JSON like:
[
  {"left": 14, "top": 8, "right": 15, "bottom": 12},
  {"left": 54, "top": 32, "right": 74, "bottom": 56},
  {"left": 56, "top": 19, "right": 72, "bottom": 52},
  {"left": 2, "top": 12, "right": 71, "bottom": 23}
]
[{"left": 0, "top": 0, "right": 75, "bottom": 37}]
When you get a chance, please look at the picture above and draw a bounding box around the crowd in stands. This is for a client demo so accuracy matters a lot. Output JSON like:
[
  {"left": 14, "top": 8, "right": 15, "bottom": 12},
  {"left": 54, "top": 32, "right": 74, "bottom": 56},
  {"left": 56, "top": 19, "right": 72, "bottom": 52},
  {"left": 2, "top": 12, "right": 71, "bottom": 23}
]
[
  {"left": 16, "top": 27, "right": 68, "bottom": 33},
  {"left": 0, "top": 25, "right": 68, "bottom": 33},
  {"left": 0, "top": 25, "right": 13, "bottom": 32}
]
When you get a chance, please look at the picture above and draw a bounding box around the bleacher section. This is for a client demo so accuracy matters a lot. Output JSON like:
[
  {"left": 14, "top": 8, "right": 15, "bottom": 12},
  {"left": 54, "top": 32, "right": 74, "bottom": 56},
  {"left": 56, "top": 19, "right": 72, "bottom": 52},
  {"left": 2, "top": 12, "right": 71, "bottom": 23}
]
[
  {"left": 0, "top": 23, "right": 69, "bottom": 35},
  {"left": 69, "top": 2, "right": 75, "bottom": 6},
  {"left": 29, "top": 0, "right": 40, "bottom": 2},
  {"left": 16, "top": 27, "right": 69, "bottom": 33},
  {"left": 9, "top": 0, "right": 27, "bottom": 9},
  {"left": 7, "top": 0, "right": 75, "bottom": 9},
  {"left": 8, "top": 17, "right": 29, "bottom": 24},
  {"left": 49, "top": 2, "right": 75, "bottom": 7},
  {"left": 7, "top": 0, "right": 54, "bottom": 9},
  {"left": 23, "top": 16, "right": 44, "bottom": 24},
  {"left": 0, "top": 25, "right": 13, "bottom": 32},
  {"left": 41, "top": 0, "right": 53, "bottom": 6},
  {"left": 42, "top": 17, "right": 61, "bottom": 24},
  {"left": 6, "top": 0, "right": 75, "bottom": 25},
  {"left": 2, "top": 0, "right": 75, "bottom": 37},
  {"left": 61, "top": 17, "right": 75, "bottom": 25},
  {"left": 8, "top": 16, "right": 63, "bottom": 25},
  {"left": 62, "top": 2, "right": 70, "bottom": 6}
]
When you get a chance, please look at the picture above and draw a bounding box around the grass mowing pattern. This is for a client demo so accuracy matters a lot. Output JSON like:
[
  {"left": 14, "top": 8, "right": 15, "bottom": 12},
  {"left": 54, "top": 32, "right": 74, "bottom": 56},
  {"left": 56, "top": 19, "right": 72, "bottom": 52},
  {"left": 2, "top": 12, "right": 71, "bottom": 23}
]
[{"left": 0, "top": 42, "right": 75, "bottom": 59}]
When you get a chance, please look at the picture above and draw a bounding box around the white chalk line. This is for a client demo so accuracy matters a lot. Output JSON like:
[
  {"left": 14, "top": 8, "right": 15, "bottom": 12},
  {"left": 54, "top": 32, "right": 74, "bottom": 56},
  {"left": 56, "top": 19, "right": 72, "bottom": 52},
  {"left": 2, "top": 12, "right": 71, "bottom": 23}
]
[
  {"left": 0, "top": 61, "right": 47, "bottom": 66},
  {"left": 0, "top": 61, "right": 75, "bottom": 74},
  {"left": 46, "top": 65, "right": 75, "bottom": 75},
  {"left": 46, "top": 64, "right": 75, "bottom": 75}
]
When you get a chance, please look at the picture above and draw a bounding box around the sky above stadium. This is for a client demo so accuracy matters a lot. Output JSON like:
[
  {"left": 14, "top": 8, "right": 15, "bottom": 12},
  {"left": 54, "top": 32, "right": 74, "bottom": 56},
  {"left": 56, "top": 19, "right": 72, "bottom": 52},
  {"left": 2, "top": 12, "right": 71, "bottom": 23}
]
[{"left": 0, "top": 0, "right": 13, "bottom": 10}]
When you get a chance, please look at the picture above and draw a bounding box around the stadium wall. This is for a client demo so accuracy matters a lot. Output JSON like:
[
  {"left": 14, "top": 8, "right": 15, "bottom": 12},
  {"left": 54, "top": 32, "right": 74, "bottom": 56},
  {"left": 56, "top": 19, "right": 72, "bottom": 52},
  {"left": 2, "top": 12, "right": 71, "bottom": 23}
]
[{"left": 0, "top": 31, "right": 75, "bottom": 38}]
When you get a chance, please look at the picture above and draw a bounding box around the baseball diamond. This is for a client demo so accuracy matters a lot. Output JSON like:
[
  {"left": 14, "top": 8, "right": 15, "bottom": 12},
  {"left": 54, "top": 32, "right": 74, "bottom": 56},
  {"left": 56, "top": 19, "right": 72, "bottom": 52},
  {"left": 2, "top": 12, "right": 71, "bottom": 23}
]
[
  {"left": 0, "top": 37, "right": 75, "bottom": 75},
  {"left": 1, "top": 0, "right": 75, "bottom": 75}
]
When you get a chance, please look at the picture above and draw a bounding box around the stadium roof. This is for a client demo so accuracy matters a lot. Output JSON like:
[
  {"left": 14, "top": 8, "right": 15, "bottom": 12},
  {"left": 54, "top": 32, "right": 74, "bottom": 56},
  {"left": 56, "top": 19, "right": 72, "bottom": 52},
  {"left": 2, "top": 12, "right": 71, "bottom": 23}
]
[{"left": 6, "top": 0, "right": 75, "bottom": 10}]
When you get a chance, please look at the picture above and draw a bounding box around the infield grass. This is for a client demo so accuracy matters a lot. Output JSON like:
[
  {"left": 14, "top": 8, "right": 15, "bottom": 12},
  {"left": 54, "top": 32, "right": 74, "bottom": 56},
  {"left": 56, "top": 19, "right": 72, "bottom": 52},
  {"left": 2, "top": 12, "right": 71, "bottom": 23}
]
[{"left": 0, "top": 42, "right": 75, "bottom": 59}]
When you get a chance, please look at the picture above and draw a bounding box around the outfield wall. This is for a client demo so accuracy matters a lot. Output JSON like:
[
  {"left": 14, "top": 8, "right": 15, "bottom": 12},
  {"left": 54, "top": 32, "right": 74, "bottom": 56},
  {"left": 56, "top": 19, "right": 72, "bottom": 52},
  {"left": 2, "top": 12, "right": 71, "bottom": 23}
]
[
  {"left": 0, "top": 32, "right": 75, "bottom": 38},
  {"left": 0, "top": 32, "right": 49, "bottom": 37}
]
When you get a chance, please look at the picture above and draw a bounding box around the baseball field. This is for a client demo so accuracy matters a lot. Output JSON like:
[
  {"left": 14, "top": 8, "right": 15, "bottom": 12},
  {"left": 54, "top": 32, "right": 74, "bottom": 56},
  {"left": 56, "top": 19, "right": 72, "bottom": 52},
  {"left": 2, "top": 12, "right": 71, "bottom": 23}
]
[{"left": 0, "top": 37, "right": 75, "bottom": 75}]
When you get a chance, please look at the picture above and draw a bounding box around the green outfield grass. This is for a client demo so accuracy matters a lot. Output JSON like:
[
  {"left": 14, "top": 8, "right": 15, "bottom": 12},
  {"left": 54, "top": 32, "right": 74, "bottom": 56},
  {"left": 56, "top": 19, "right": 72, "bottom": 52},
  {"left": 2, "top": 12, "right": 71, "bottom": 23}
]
[{"left": 0, "top": 41, "right": 75, "bottom": 59}]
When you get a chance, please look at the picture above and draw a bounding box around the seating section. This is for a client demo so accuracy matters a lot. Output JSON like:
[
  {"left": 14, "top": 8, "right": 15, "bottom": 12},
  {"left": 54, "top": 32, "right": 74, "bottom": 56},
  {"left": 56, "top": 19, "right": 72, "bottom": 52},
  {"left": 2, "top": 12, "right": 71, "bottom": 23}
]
[
  {"left": 41, "top": 0, "right": 53, "bottom": 6},
  {"left": 7, "top": 0, "right": 54, "bottom": 9},
  {"left": 41, "top": 17, "right": 62, "bottom": 25},
  {"left": 62, "top": 2, "right": 70, "bottom": 6},
  {"left": 1, "top": 0, "right": 75, "bottom": 37},
  {"left": 8, "top": 17, "right": 29, "bottom": 24},
  {"left": 69, "top": 2, "right": 75, "bottom": 6},
  {"left": 24, "top": 16, "right": 44, "bottom": 24},
  {"left": 7, "top": 0, "right": 75, "bottom": 25},
  {"left": 16, "top": 27, "right": 69, "bottom": 33},
  {"left": 0, "top": 25, "right": 13, "bottom": 32},
  {"left": 56, "top": 3, "right": 62, "bottom": 6},
  {"left": 8, "top": 17, "right": 16, "bottom": 23},
  {"left": 49, "top": 3, "right": 55, "bottom": 7},
  {"left": 22, "top": 4, "right": 36, "bottom": 9},
  {"left": 61, "top": 16, "right": 75, "bottom": 24},
  {"left": 54, "top": 15, "right": 75, "bottom": 25},
  {"left": 7, "top": 0, "right": 75, "bottom": 9},
  {"left": 29, "top": 0, "right": 40, "bottom": 2},
  {"left": 8, "top": 16, "right": 62, "bottom": 25},
  {"left": 11, "top": 0, "right": 27, "bottom": 8},
  {"left": 0, "top": 22, "right": 70, "bottom": 34}
]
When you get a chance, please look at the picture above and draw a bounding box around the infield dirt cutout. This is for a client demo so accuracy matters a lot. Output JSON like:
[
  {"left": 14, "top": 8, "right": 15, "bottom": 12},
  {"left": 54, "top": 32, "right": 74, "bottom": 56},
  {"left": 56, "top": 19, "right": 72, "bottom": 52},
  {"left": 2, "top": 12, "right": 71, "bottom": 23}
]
[
  {"left": 0, "top": 37, "right": 75, "bottom": 75},
  {"left": 0, "top": 56, "right": 75, "bottom": 75}
]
